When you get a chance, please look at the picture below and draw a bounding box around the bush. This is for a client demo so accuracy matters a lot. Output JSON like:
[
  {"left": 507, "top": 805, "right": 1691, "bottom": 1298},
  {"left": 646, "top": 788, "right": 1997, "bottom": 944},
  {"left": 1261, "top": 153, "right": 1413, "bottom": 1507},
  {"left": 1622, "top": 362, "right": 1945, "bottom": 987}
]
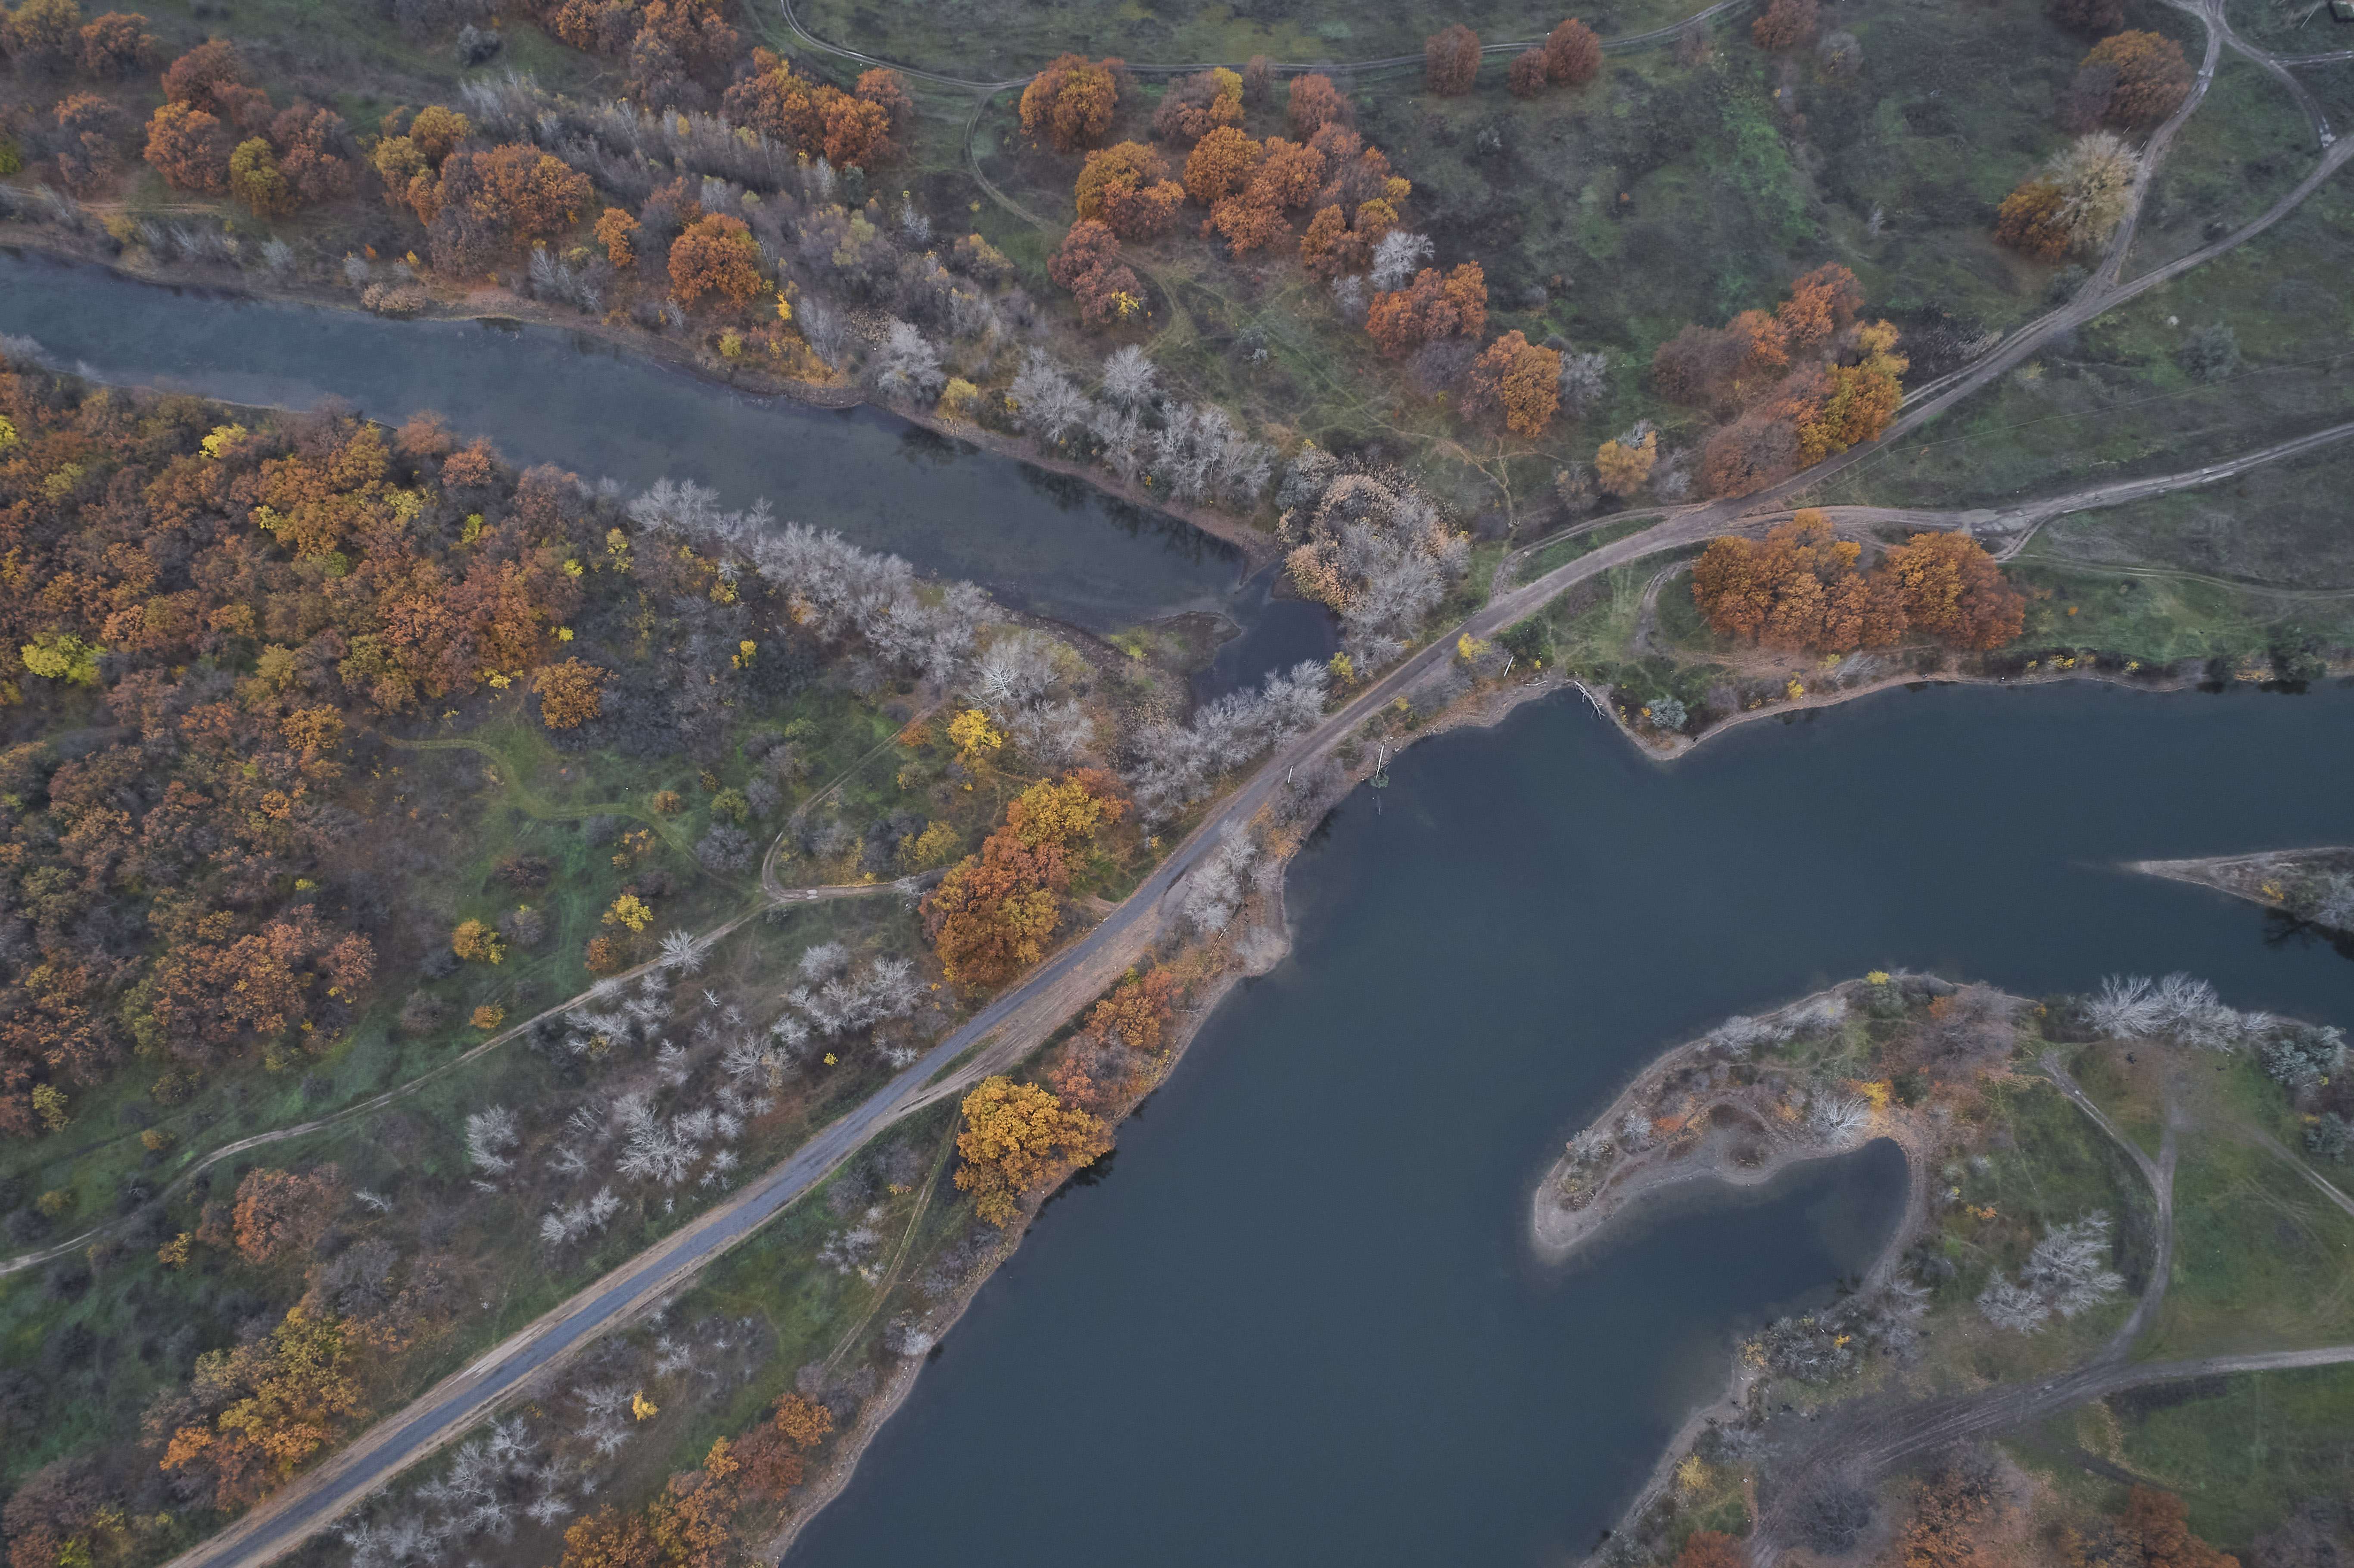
[
  {"left": 697, "top": 822, "right": 754, "bottom": 873},
  {"left": 2175, "top": 323, "right": 2239, "bottom": 383}
]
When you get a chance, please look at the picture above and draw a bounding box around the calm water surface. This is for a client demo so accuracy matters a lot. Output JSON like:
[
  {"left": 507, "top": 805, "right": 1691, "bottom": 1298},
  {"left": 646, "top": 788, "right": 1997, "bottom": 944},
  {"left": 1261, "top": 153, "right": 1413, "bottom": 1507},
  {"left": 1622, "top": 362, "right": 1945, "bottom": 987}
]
[
  {"left": 0, "top": 250, "right": 1246, "bottom": 630},
  {"left": 791, "top": 680, "right": 2354, "bottom": 1568}
]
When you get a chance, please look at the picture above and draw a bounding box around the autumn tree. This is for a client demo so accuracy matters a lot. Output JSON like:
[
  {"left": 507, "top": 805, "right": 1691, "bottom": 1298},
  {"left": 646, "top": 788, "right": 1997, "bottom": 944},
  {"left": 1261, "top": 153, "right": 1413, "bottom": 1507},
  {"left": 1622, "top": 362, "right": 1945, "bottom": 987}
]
[
  {"left": 596, "top": 206, "right": 639, "bottom": 268},
  {"left": 160, "top": 40, "right": 269, "bottom": 131},
  {"left": 52, "top": 93, "right": 128, "bottom": 196},
  {"left": 1365, "top": 263, "right": 1488, "bottom": 357},
  {"left": 1183, "top": 123, "right": 1263, "bottom": 205},
  {"left": 1020, "top": 52, "right": 1121, "bottom": 152},
  {"left": 1776, "top": 261, "right": 1863, "bottom": 354},
  {"left": 1690, "top": 512, "right": 1902, "bottom": 651},
  {"left": 559, "top": 1508, "right": 660, "bottom": 1568},
  {"left": 1426, "top": 24, "right": 1482, "bottom": 95},
  {"left": 0, "top": 0, "right": 80, "bottom": 69},
  {"left": 143, "top": 101, "right": 234, "bottom": 193},
  {"left": 1074, "top": 140, "right": 1185, "bottom": 238},
  {"left": 229, "top": 137, "right": 292, "bottom": 216},
  {"left": 1463, "top": 331, "right": 1565, "bottom": 436},
  {"left": 1879, "top": 530, "right": 2024, "bottom": 650},
  {"left": 1594, "top": 428, "right": 1657, "bottom": 495},
  {"left": 1752, "top": 0, "right": 1818, "bottom": 49},
  {"left": 1544, "top": 18, "right": 1603, "bottom": 85},
  {"left": 1153, "top": 66, "right": 1242, "bottom": 145},
  {"left": 954, "top": 1074, "right": 1112, "bottom": 1226},
  {"left": 1286, "top": 72, "right": 1353, "bottom": 135},
  {"left": 736, "top": 1394, "right": 833, "bottom": 1500},
  {"left": 267, "top": 103, "right": 356, "bottom": 206},
  {"left": 75, "top": 10, "right": 156, "bottom": 75},
  {"left": 232, "top": 1164, "right": 345, "bottom": 1263},
  {"left": 668, "top": 213, "right": 766, "bottom": 305},
  {"left": 2114, "top": 1487, "right": 2238, "bottom": 1568},
  {"left": 425, "top": 144, "right": 595, "bottom": 274},
  {"left": 157, "top": 1306, "right": 363, "bottom": 1507},
  {"left": 1047, "top": 218, "right": 1143, "bottom": 327},
  {"left": 1507, "top": 50, "right": 1549, "bottom": 97},
  {"left": 2071, "top": 31, "right": 2192, "bottom": 130},
  {"left": 1994, "top": 177, "right": 2069, "bottom": 257},
  {"left": 1794, "top": 320, "right": 1905, "bottom": 461},
  {"left": 923, "top": 771, "right": 1127, "bottom": 985}
]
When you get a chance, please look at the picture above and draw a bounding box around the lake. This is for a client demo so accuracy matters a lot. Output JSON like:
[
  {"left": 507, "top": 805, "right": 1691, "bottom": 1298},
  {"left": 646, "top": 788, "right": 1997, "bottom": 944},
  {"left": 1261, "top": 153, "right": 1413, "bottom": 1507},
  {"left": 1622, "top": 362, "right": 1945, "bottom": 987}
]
[{"left": 789, "top": 678, "right": 2354, "bottom": 1567}]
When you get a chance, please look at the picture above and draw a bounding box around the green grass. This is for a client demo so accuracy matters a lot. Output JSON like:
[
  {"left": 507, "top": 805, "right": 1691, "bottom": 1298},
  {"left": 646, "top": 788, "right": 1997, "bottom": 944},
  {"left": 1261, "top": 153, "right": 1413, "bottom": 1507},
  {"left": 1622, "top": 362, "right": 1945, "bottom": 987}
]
[
  {"left": 1825, "top": 174, "right": 2354, "bottom": 518},
  {"left": 2132, "top": 57, "right": 2322, "bottom": 270},
  {"left": 2143, "top": 1131, "right": 2354, "bottom": 1360},
  {"left": 2106, "top": 1363, "right": 2354, "bottom": 1549}
]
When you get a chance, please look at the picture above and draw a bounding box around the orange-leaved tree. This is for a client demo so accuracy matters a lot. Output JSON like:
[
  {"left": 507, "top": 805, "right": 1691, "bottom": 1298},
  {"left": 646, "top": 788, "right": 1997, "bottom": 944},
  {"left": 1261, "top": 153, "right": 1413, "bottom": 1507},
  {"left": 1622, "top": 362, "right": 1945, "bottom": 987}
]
[
  {"left": 231, "top": 1164, "right": 345, "bottom": 1263},
  {"left": 668, "top": 213, "right": 767, "bottom": 306},
  {"left": 1074, "top": 140, "right": 1185, "bottom": 238},
  {"left": 2073, "top": 31, "right": 2192, "bottom": 131},
  {"left": 1752, "top": 0, "right": 1818, "bottom": 49},
  {"left": 954, "top": 1074, "right": 1111, "bottom": 1226},
  {"left": 1047, "top": 219, "right": 1143, "bottom": 327},
  {"left": 1425, "top": 24, "right": 1481, "bottom": 94},
  {"left": 1878, "top": 529, "right": 2024, "bottom": 650},
  {"left": 1020, "top": 52, "right": 1121, "bottom": 152},
  {"left": 1152, "top": 66, "right": 1243, "bottom": 145},
  {"left": 1183, "top": 124, "right": 1263, "bottom": 205},
  {"left": 1462, "top": 331, "right": 1565, "bottom": 436},
  {"left": 922, "top": 770, "right": 1127, "bottom": 985},
  {"left": 157, "top": 1305, "right": 366, "bottom": 1508},
  {"left": 1286, "top": 72, "right": 1352, "bottom": 135},
  {"left": 1366, "top": 263, "right": 1488, "bottom": 357},
  {"left": 533, "top": 657, "right": 608, "bottom": 728},
  {"left": 735, "top": 1394, "right": 834, "bottom": 1500},
  {"left": 1689, "top": 511, "right": 1902, "bottom": 651},
  {"left": 1544, "top": 18, "right": 1603, "bottom": 85}
]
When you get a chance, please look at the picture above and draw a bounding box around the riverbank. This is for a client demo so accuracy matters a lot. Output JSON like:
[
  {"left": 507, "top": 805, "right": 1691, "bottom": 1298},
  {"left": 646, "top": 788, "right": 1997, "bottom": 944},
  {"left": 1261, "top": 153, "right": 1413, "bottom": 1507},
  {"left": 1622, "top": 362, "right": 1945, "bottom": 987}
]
[{"left": 0, "top": 230, "right": 1283, "bottom": 571}]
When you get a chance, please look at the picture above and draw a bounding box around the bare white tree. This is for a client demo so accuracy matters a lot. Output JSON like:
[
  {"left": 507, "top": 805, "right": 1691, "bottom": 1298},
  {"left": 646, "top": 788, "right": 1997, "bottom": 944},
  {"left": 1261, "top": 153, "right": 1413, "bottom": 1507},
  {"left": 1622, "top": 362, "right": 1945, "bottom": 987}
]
[
  {"left": 465, "top": 1107, "right": 519, "bottom": 1175},
  {"left": 1099, "top": 344, "right": 1158, "bottom": 409},
  {"left": 658, "top": 929, "right": 710, "bottom": 974},
  {"left": 872, "top": 318, "right": 946, "bottom": 402},
  {"left": 1369, "top": 230, "right": 1434, "bottom": 291}
]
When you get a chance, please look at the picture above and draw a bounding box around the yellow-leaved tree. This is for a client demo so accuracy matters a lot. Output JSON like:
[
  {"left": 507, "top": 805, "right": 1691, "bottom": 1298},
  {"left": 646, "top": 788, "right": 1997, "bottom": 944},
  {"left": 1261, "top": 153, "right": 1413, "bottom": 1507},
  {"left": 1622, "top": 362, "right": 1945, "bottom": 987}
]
[{"left": 954, "top": 1075, "right": 1111, "bottom": 1225}]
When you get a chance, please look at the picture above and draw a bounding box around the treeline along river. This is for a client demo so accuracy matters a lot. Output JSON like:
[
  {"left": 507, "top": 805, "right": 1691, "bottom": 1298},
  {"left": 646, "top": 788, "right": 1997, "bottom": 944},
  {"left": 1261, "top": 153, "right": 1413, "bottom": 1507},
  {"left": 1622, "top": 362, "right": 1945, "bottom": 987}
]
[{"left": 0, "top": 249, "right": 1249, "bottom": 632}]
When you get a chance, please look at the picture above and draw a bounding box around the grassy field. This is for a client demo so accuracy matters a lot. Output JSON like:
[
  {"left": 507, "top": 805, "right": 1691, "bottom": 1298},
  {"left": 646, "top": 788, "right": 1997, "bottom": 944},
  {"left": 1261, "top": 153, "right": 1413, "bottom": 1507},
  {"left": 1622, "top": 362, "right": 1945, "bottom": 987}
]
[{"left": 1818, "top": 175, "right": 2354, "bottom": 518}]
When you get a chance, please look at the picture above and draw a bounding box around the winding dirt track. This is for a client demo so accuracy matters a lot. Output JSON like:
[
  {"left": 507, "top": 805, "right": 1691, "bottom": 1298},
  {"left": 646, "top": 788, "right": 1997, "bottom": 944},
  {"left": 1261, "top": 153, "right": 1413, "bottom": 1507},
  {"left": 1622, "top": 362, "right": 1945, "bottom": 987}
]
[{"left": 151, "top": 2, "right": 2354, "bottom": 1562}]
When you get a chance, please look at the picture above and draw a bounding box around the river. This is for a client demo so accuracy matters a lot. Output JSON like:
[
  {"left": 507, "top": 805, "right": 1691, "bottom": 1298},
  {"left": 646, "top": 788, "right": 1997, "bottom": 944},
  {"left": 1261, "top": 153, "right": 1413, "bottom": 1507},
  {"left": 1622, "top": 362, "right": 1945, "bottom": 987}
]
[
  {"left": 0, "top": 249, "right": 1256, "bottom": 633},
  {"left": 789, "top": 679, "right": 2354, "bottom": 1568}
]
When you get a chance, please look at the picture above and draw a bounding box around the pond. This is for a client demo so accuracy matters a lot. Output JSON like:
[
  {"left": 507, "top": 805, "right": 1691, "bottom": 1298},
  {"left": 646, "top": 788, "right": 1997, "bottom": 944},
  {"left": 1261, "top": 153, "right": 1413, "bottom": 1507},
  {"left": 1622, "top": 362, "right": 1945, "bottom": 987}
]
[{"left": 789, "top": 678, "right": 2354, "bottom": 1567}]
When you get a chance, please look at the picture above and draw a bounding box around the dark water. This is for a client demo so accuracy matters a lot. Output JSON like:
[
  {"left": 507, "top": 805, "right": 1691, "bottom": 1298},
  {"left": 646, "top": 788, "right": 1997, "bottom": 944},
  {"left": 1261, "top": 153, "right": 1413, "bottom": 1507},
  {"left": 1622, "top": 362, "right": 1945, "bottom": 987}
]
[
  {"left": 791, "top": 679, "right": 2354, "bottom": 1568},
  {"left": 1193, "top": 566, "right": 1342, "bottom": 703},
  {"left": 0, "top": 249, "right": 1247, "bottom": 631}
]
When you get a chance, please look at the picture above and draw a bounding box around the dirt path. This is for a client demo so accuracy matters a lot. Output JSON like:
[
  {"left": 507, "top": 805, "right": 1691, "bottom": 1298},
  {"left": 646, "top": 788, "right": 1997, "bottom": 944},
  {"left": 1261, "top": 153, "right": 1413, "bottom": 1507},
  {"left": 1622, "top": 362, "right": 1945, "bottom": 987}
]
[
  {"left": 1737, "top": 1052, "right": 2198, "bottom": 1561},
  {"left": 1744, "top": 1343, "right": 2354, "bottom": 1566},
  {"left": 2042, "top": 1053, "right": 2180, "bottom": 1362}
]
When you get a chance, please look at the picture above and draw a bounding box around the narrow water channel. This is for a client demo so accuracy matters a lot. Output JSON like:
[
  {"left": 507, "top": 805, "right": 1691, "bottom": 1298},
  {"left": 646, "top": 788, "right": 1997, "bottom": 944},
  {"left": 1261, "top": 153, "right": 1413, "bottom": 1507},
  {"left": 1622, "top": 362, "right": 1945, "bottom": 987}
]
[
  {"left": 0, "top": 249, "right": 1248, "bottom": 631},
  {"left": 790, "top": 679, "right": 2354, "bottom": 1567}
]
